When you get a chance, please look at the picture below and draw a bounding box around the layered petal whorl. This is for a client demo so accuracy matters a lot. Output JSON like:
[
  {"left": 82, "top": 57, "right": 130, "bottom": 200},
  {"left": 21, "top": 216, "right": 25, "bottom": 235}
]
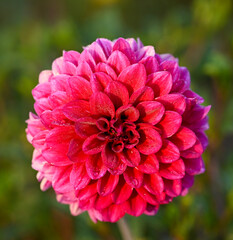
[{"left": 26, "top": 37, "right": 210, "bottom": 222}]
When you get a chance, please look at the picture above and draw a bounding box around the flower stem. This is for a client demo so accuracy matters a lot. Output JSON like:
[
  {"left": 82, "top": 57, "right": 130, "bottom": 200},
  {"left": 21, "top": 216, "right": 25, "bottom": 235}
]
[{"left": 117, "top": 217, "right": 133, "bottom": 240}]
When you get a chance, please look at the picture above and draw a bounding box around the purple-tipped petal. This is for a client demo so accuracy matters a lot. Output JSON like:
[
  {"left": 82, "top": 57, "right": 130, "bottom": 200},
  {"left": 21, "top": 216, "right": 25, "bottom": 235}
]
[{"left": 113, "top": 38, "right": 135, "bottom": 63}]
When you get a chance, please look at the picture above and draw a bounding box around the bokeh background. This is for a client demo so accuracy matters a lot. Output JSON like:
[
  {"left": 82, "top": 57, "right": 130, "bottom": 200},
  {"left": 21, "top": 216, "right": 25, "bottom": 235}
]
[{"left": 0, "top": 0, "right": 233, "bottom": 239}]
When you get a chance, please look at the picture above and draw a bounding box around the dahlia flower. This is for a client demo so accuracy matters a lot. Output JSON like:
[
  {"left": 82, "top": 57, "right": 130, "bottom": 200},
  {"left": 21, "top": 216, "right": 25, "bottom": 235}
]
[{"left": 26, "top": 38, "right": 210, "bottom": 222}]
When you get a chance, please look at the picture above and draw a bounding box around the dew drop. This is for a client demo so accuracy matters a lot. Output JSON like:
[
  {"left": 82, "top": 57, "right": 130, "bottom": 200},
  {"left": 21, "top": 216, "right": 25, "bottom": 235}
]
[{"left": 132, "top": 179, "right": 138, "bottom": 187}]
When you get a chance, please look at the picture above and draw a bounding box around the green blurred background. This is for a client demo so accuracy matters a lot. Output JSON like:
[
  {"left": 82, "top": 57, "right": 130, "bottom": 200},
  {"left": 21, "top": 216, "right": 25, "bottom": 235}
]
[{"left": 0, "top": 0, "right": 233, "bottom": 239}]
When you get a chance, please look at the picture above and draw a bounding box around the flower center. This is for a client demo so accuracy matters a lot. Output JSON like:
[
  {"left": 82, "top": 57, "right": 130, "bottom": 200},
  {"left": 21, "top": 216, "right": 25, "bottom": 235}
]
[{"left": 97, "top": 117, "right": 140, "bottom": 152}]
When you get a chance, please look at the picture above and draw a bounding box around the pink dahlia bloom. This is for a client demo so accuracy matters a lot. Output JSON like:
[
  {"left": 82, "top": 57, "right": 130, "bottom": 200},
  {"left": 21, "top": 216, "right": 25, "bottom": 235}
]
[{"left": 26, "top": 38, "right": 210, "bottom": 222}]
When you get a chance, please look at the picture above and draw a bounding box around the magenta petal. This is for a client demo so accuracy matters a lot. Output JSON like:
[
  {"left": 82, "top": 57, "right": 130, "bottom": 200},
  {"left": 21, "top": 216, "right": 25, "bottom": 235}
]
[
  {"left": 86, "top": 41, "right": 107, "bottom": 63},
  {"left": 118, "top": 63, "right": 147, "bottom": 94},
  {"left": 113, "top": 38, "right": 135, "bottom": 63},
  {"left": 181, "top": 139, "right": 203, "bottom": 159},
  {"left": 82, "top": 134, "right": 106, "bottom": 155},
  {"left": 182, "top": 174, "right": 194, "bottom": 188},
  {"left": 140, "top": 56, "right": 159, "bottom": 75},
  {"left": 70, "top": 163, "right": 90, "bottom": 190},
  {"left": 32, "top": 130, "right": 48, "bottom": 149},
  {"left": 78, "top": 50, "right": 96, "bottom": 70},
  {"left": 34, "top": 98, "right": 51, "bottom": 116},
  {"left": 63, "top": 100, "right": 91, "bottom": 121},
  {"left": 120, "top": 148, "right": 141, "bottom": 167},
  {"left": 185, "top": 157, "right": 205, "bottom": 175},
  {"left": 164, "top": 179, "right": 182, "bottom": 197},
  {"left": 90, "top": 72, "right": 112, "bottom": 92},
  {"left": 67, "top": 138, "right": 89, "bottom": 163},
  {"left": 136, "top": 187, "right": 159, "bottom": 205},
  {"left": 52, "top": 166, "right": 73, "bottom": 193},
  {"left": 146, "top": 71, "right": 172, "bottom": 97},
  {"left": 170, "top": 126, "right": 196, "bottom": 151},
  {"left": 97, "top": 172, "right": 119, "bottom": 196},
  {"left": 95, "top": 62, "right": 117, "bottom": 80},
  {"left": 123, "top": 167, "right": 143, "bottom": 188},
  {"left": 40, "top": 108, "right": 68, "bottom": 128},
  {"left": 68, "top": 76, "right": 92, "bottom": 100},
  {"left": 157, "top": 111, "right": 182, "bottom": 138},
  {"left": 124, "top": 191, "right": 147, "bottom": 216},
  {"left": 116, "top": 105, "right": 139, "bottom": 122},
  {"left": 160, "top": 60, "right": 179, "bottom": 83},
  {"left": 100, "top": 204, "right": 125, "bottom": 222},
  {"left": 85, "top": 154, "right": 107, "bottom": 179},
  {"left": 138, "top": 154, "right": 159, "bottom": 174},
  {"left": 50, "top": 75, "right": 69, "bottom": 93},
  {"left": 96, "top": 38, "right": 113, "bottom": 58},
  {"left": 137, "top": 125, "right": 162, "bottom": 155},
  {"left": 144, "top": 204, "right": 159, "bottom": 216},
  {"left": 160, "top": 159, "right": 185, "bottom": 179},
  {"left": 63, "top": 50, "right": 80, "bottom": 66},
  {"left": 76, "top": 61, "right": 93, "bottom": 80},
  {"left": 129, "top": 86, "right": 154, "bottom": 105},
  {"left": 172, "top": 66, "right": 190, "bottom": 93},
  {"left": 107, "top": 50, "right": 130, "bottom": 75},
  {"left": 144, "top": 173, "right": 164, "bottom": 195},
  {"left": 108, "top": 162, "right": 127, "bottom": 176},
  {"left": 39, "top": 70, "right": 52, "bottom": 84},
  {"left": 76, "top": 181, "right": 97, "bottom": 202},
  {"left": 156, "top": 93, "right": 186, "bottom": 115},
  {"left": 101, "top": 143, "right": 121, "bottom": 169},
  {"left": 105, "top": 81, "right": 129, "bottom": 108},
  {"left": 94, "top": 194, "right": 113, "bottom": 210},
  {"left": 52, "top": 57, "right": 77, "bottom": 75},
  {"left": 157, "top": 140, "right": 180, "bottom": 163},
  {"left": 48, "top": 91, "right": 69, "bottom": 108},
  {"left": 42, "top": 149, "right": 71, "bottom": 166},
  {"left": 137, "top": 101, "right": 165, "bottom": 125},
  {"left": 32, "top": 82, "right": 51, "bottom": 100},
  {"left": 75, "top": 117, "right": 98, "bottom": 138},
  {"left": 45, "top": 126, "right": 75, "bottom": 147},
  {"left": 90, "top": 92, "right": 115, "bottom": 118},
  {"left": 112, "top": 177, "right": 133, "bottom": 204},
  {"left": 184, "top": 105, "right": 211, "bottom": 124}
]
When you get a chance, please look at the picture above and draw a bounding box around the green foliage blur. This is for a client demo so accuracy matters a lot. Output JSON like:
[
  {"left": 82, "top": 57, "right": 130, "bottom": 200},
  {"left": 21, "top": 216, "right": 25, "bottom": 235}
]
[{"left": 0, "top": 0, "right": 233, "bottom": 239}]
